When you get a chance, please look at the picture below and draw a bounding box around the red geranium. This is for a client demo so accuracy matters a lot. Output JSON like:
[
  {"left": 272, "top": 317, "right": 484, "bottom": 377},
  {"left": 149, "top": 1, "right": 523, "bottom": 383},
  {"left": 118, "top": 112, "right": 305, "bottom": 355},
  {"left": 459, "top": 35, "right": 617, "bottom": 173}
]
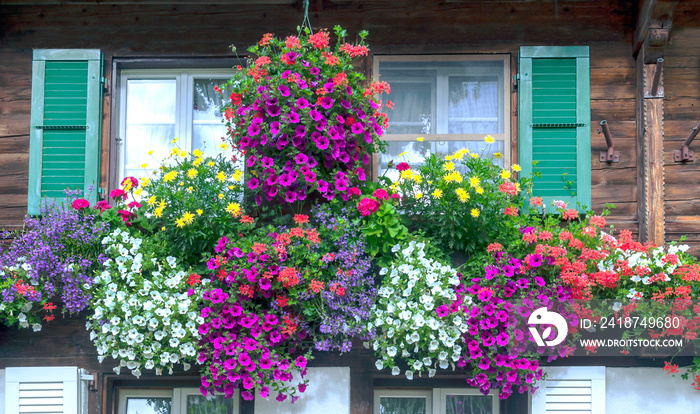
[{"left": 71, "top": 198, "right": 90, "bottom": 210}]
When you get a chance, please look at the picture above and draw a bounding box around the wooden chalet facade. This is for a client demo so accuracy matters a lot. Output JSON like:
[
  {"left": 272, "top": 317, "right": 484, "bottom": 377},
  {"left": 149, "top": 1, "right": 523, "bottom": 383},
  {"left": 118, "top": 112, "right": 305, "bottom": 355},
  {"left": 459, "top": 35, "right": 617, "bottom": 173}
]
[{"left": 1, "top": 1, "right": 700, "bottom": 413}]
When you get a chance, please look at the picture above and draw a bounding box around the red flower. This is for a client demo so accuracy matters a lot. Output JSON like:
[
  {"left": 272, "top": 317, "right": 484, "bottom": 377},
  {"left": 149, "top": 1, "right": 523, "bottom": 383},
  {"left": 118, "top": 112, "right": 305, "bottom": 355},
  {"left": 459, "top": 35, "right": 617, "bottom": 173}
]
[
  {"left": 240, "top": 215, "right": 254, "bottom": 224},
  {"left": 255, "top": 56, "right": 271, "bottom": 66},
  {"left": 529, "top": 196, "right": 543, "bottom": 207},
  {"left": 504, "top": 206, "right": 519, "bottom": 216},
  {"left": 293, "top": 214, "right": 309, "bottom": 225},
  {"left": 589, "top": 215, "right": 606, "bottom": 228},
  {"left": 372, "top": 188, "right": 389, "bottom": 201},
  {"left": 309, "top": 279, "right": 325, "bottom": 293},
  {"left": 43, "top": 302, "right": 57, "bottom": 311},
  {"left": 498, "top": 182, "right": 518, "bottom": 196},
  {"left": 309, "top": 31, "right": 330, "bottom": 49},
  {"left": 487, "top": 243, "right": 502, "bottom": 253},
  {"left": 396, "top": 162, "right": 410, "bottom": 172},
  {"left": 187, "top": 273, "right": 201, "bottom": 286},
  {"left": 127, "top": 201, "right": 141, "bottom": 209},
  {"left": 259, "top": 33, "right": 273, "bottom": 46},
  {"left": 358, "top": 197, "right": 380, "bottom": 216},
  {"left": 110, "top": 188, "right": 127, "bottom": 201},
  {"left": 230, "top": 93, "right": 243, "bottom": 106},
  {"left": 284, "top": 36, "right": 301, "bottom": 49},
  {"left": 71, "top": 198, "right": 90, "bottom": 210},
  {"left": 44, "top": 315, "right": 55, "bottom": 322},
  {"left": 563, "top": 208, "right": 579, "bottom": 220},
  {"left": 93, "top": 200, "right": 112, "bottom": 212}
]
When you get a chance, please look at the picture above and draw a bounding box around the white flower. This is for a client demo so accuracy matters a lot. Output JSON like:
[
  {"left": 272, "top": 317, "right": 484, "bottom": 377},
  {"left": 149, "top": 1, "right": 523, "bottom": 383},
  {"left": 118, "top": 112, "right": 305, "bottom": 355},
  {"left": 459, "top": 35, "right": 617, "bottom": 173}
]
[
  {"left": 405, "top": 370, "right": 414, "bottom": 380},
  {"left": 412, "top": 360, "right": 423, "bottom": 370},
  {"left": 429, "top": 340, "right": 439, "bottom": 352},
  {"left": 387, "top": 346, "right": 397, "bottom": 357},
  {"left": 439, "top": 359, "right": 449, "bottom": 369},
  {"left": 391, "top": 244, "right": 400, "bottom": 253},
  {"left": 391, "top": 366, "right": 400, "bottom": 376},
  {"left": 375, "top": 360, "right": 384, "bottom": 370},
  {"left": 32, "top": 323, "right": 42, "bottom": 332},
  {"left": 428, "top": 368, "right": 436, "bottom": 378},
  {"left": 380, "top": 267, "right": 388, "bottom": 275}
]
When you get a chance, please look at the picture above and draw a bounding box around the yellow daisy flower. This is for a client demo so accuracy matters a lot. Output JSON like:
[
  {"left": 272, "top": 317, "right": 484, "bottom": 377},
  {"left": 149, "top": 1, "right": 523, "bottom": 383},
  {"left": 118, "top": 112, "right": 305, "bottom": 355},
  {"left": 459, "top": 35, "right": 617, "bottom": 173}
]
[
  {"left": 154, "top": 207, "right": 164, "bottom": 218},
  {"left": 196, "top": 209, "right": 203, "bottom": 216},
  {"left": 432, "top": 189, "right": 443, "bottom": 199},
  {"left": 140, "top": 163, "right": 148, "bottom": 168},
  {"left": 216, "top": 171, "right": 227, "bottom": 182},
  {"left": 192, "top": 149, "right": 202, "bottom": 158},
  {"left": 147, "top": 149, "right": 154, "bottom": 155},
  {"left": 471, "top": 208, "right": 480, "bottom": 218},
  {"left": 494, "top": 152, "right": 503, "bottom": 159},
  {"left": 220, "top": 142, "right": 229, "bottom": 150},
  {"left": 500, "top": 170, "right": 511, "bottom": 180},
  {"left": 208, "top": 161, "right": 216, "bottom": 167},
  {"left": 484, "top": 135, "right": 495, "bottom": 144},
  {"left": 416, "top": 137, "right": 424, "bottom": 142},
  {"left": 193, "top": 158, "right": 203, "bottom": 167},
  {"left": 512, "top": 164, "right": 521, "bottom": 172},
  {"left": 147, "top": 195, "right": 157, "bottom": 206},
  {"left": 134, "top": 188, "right": 143, "bottom": 196},
  {"left": 226, "top": 202, "right": 241, "bottom": 216},
  {"left": 171, "top": 137, "right": 179, "bottom": 143},
  {"left": 187, "top": 168, "right": 198, "bottom": 179},
  {"left": 163, "top": 171, "right": 178, "bottom": 182},
  {"left": 443, "top": 161, "right": 455, "bottom": 171},
  {"left": 182, "top": 212, "right": 195, "bottom": 225},
  {"left": 475, "top": 186, "right": 484, "bottom": 194},
  {"left": 470, "top": 153, "right": 478, "bottom": 159},
  {"left": 455, "top": 188, "right": 470, "bottom": 203},
  {"left": 415, "top": 192, "right": 423, "bottom": 199},
  {"left": 218, "top": 193, "right": 225, "bottom": 200},
  {"left": 469, "top": 176, "right": 481, "bottom": 188}
]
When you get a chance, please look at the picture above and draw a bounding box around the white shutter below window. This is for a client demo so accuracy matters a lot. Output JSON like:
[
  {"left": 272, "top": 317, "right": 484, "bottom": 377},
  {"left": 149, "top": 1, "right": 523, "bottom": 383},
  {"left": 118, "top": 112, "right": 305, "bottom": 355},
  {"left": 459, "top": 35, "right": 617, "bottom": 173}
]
[
  {"left": 531, "top": 366, "right": 605, "bottom": 414},
  {"left": 4, "top": 367, "right": 87, "bottom": 414}
]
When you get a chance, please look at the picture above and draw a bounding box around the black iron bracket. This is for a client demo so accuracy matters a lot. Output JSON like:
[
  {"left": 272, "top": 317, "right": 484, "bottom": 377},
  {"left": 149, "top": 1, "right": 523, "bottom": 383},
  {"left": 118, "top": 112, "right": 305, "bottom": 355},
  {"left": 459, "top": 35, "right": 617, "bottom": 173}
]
[{"left": 674, "top": 121, "right": 699, "bottom": 162}]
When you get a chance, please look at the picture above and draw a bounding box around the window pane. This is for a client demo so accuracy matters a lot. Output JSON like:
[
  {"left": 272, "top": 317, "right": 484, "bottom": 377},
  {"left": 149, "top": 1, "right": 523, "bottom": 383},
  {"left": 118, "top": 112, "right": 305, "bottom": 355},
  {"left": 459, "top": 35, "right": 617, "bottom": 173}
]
[
  {"left": 448, "top": 76, "right": 500, "bottom": 134},
  {"left": 186, "top": 394, "right": 234, "bottom": 414},
  {"left": 192, "top": 79, "right": 228, "bottom": 158},
  {"left": 125, "top": 397, "right": 172, "bottom": 414},
  {"left": 433, "top": 140, "right": 505, "bottom": 168},
  {"left": 125, "top": 79, "right": 177, "bottom": 179},
  {"left": 444, "top": 394, "right": 492, "bottom": 414},
  {"left": 379, "top": 396, "right": 427, "bottom": 414},
  {"left": 379, "top": 140, "right": 431, "bottom": 182},
  {"left": 380, "top": 74, "right": 434, "bottom": 135}
]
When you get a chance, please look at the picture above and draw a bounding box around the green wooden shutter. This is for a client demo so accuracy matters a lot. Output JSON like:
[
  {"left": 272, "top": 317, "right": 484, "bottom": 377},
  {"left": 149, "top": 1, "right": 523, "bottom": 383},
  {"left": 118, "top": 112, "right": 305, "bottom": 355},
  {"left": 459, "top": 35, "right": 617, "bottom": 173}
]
[
  {"left": 28, "top": 49, "right": 103, "bottom": 215},
  {"left": 519, "top": 46, "right": 590, "bottom": 210}
]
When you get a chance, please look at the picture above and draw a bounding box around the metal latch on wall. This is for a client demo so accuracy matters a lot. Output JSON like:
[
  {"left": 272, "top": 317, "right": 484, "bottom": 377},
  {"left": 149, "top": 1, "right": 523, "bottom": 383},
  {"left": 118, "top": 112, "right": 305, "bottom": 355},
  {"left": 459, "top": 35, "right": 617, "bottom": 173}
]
[
  {"left": 644, "top": 58, "right": 664, "bottom": 99},
  {"left": 598, "top": 120, "right": 620, "bottom": 163}
]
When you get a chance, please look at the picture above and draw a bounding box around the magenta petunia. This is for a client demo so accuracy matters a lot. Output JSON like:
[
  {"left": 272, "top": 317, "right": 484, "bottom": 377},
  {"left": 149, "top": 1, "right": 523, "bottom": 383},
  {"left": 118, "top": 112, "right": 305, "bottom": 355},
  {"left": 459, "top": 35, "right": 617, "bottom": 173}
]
[
  {"left": 248, "top": 177, "right": 259, "bottom": 190},
  {"left": 320, "top": 96, "right": 334, "bottom": 109},
  {"left": 295, "top": 153, "right": 308, "bottom": 165},
  {"left": 278, "top": 84, "right": 291, "bottom": 97},
  {"left": 436, "top": 304, "right": 450, "bottom": 317},
  {"left": 315, "top": 136, "right": 329, "bottom": 150},
  {"left": 285, "top": 190, "right": 297, "bottom": 203}
]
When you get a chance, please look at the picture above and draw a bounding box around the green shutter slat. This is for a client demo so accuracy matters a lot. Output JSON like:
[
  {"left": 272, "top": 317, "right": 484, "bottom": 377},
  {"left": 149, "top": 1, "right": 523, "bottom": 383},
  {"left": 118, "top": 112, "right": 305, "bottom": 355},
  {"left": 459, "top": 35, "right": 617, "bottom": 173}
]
[
  {"left": 519, "top": 47, "right": 590, "bottom": 210},
  {"left": 28, "top": 49, "right": 103, "bottom": 215}
]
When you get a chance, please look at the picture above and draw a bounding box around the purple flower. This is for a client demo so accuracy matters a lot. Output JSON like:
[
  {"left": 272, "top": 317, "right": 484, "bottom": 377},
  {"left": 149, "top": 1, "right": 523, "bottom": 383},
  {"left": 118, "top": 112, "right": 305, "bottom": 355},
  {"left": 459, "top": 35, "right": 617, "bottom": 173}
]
[
  {"left": 528, "top": 254, "right": 543, "bottom": 267},
  {"left": 270, "top": 121, "right": 281, "bottom": 136},
  {"left": 248, "top": 177, "right": 259, "bottom": 190},
  {"left": 340, "top": 99, "right": 351, "bottom": 109},
  {"left": 309, "top": 109, "right": 323, "bottom": 122},
  {"left": 310, "top": 67, "right": 320, "bottom": 75},
  {"left": 317, "top": 180, "right": 329, "bottom": 193},
  {"left": 351, "top": 122, "right": 364, "bottom": 134},
  {"left": 285, "top": 191, "right": 298, "bottom": 203},
  {"left": 295, "top": 153, "right": 308, "bottom": 165},
  {"left": 320, "top": 96, "right": 334, "bottom": 109},
  {"left": 315, "top": 136, "right": 329, "bottom": 150},
  {"left": 296, "top": 97, "right": 309, "bottom": 108},
  {"left": 436, "top": 304, "right": 449, "bottom": 317},
  {"left": 262, "top": 157, "right": 274, "bottom": 168},
  {"left": 267, "top": 105, "right": 281, "bottom": 117}
]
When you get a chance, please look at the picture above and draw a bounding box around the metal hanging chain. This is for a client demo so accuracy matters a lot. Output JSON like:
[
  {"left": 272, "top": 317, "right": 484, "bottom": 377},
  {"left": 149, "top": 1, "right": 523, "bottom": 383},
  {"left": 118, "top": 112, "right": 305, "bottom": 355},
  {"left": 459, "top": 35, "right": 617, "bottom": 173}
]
[{"left": 300, "top": 0, "right": 314, "bottom": 35}]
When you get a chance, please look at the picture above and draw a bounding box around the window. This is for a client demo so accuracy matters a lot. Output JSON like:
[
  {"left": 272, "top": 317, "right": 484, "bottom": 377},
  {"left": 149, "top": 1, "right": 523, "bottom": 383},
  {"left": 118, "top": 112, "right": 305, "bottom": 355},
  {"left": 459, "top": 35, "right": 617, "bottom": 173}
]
[
  {"left": 518, "top": 46, "right": 591, "bottom": 209},
  {"left": 374, "top": 388, "right": 499, "bottom": 414},
  {"left": 118, "top": 387, "right": 238, "bottom": 414},
  {"left": 373, "top": 55, "right": 510, "bottom": 181},
  {"left": 117, "top": 68, "right": 234, "bottom": 181}
]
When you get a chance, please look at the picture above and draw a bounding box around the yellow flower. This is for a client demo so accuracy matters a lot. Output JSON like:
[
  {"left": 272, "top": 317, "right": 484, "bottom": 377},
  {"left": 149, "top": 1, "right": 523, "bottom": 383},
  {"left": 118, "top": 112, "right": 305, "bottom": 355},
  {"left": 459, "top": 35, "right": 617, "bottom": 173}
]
[
  {"left": 216, "top": 171, "right": 227, "bottom": 182},
  {"left": 475, "top": 186, "right": 484, "bottom": 194},
  {"left": 445, "top": 155, "right": 454, "bottom": 161},
  {"left": 154, "top": 207, "right": 164, "bottom": 218},
  {"left": 134, "top": 188, "right": 143, "bottom": 196},
  {"left": 226, "top": 202, "right": 241, "bottom": 216},
  {"left": 192, "top": 149, "right": 202, "bottom": 158},
  {"left": 148, "top": 150, "right": 154, "bottom": 155},
  {"left": 469, "top": 176, "right": 481, "bottom": 188},
  {"left": 500, "top": 170, "right": 511, "bottom": 180},
  {"left": 161, "top": 226, "right": 166, "bottom": 231},
  {"left": 232, "top": 169, "right": 243, "bottom": 182},
  {"left": 471, "top": 208, "right": 480, "bottom": 218},
  {"left": 416, "top": 137, "right": 424, "bottom": 142},
  {"left": 443, "top": 171, "right": 463, "bottom": 183},
  {"left": 228, "top": 185, "right": 234, "bottom": 190},
  {"left": 175, "top": 217, "right": 185, "bottom": 228},
  {"left": 208, "top": 161, "right": 216, "bottom": 167},
  {"left": 431, "top": 189, "right": 443, "bottom": 199},
  {"left": 187, "top": 186, "right": 193, "bottom": 192},
  {"left": 494, "top": 152, "right": 503, "bottom": 159},
  {"left": 187, "top": 168, "right": 198, "bottom": 179},
  {"left": 163, "top": 171, "right": 178, "bottom": 182},
  {"left": 453, "top": 148, "right": 468, "bottom": 160},
  {"left": 141, "top": 178, "right": 150, "bottom": 187},
  {"left": 171, "top": 148, "right": 179, "bottom": 155},
  {"left": 193, "top": 158, "right": 203, "bottom": 167},
  {"left": 512, "top": 164, "right": 521, "bottom": 172},
  {"left": 397, "top": 151, "right": 407, "bottom": 157},
  {"left": 140, "top": 163, "right": 148, "bottom": 168},
  {"left": 182, "top": 212, "right": 195, "bottom": 225},
  {"left": 443, "top": 161, "right": 455, "bottom": 171},
  {"left": 470, "top": 153, "right": 478, "bottom": 159},
  {"left": 484, "top": 135, "right": 495, "bottom": 144},
  {"left": 196, "top": 209, "right": 203, "bottom": 216},
  {"left": 171, "top": 137, "right": 179, "bottom": 143},
  {"left": 415, "top": 192, "right": 423, "bottom": 199},
  {"left": 455, "top": 188, "right": 470, "bottom": 203},
  {"left": 413, "top": 173, "right": 423, "bottom": 184},
  {"left": 220, "top": 142, "right": 229, "bottom": 150},
  {"left": 400, "top": 170, "right": 414, "bottom": 180},
  {"left": 218, "top": 193, "right": 224, "bottom": 200},
  {"left": 179, "top": 181, "right": 184, "bottom": 186},
  {"left": 178, "top": 150, "right": 188, "bottom": 158},
  {"left": 147, "top": 195, "right": 157, "bottom": 206}
]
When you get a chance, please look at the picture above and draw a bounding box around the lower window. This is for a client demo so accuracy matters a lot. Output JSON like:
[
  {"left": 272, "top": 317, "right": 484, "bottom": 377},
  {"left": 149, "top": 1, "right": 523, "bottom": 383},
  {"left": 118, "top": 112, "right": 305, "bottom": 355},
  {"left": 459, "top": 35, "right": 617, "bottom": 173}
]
[
  {"left": 374, "top": 388, "right": 498, "bottom": 414},
  {"left": 118, "top": 388, "right": 238, "bottom": 414}
]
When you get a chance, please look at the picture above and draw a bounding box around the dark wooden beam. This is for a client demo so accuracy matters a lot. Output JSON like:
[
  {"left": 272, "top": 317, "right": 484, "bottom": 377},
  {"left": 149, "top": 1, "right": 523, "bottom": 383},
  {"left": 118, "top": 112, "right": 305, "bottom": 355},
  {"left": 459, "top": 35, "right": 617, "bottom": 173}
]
[{"left": 633, "top": 0, "right": 678, "bottom": 60}]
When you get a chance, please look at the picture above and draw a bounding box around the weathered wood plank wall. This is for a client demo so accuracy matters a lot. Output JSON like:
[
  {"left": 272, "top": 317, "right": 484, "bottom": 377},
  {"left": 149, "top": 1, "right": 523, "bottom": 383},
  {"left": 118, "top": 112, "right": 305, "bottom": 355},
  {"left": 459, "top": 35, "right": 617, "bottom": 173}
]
[{"left": 0, "top": 0, "right": 641, "bottom": 237}]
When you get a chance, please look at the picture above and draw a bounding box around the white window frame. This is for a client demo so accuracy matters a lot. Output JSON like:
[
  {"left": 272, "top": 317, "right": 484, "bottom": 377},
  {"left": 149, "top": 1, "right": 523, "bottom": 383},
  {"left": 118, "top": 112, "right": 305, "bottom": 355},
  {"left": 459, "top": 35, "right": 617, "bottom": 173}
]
[
  {"left": 116, "top": 68, "right": 234, "bottom": 181},
  {"left": 118, "top": 387, "right": 239, "bottom": 414},
  {"left": 372, "top": 55, "right": 511, "bottom": 178},
  {"left": 374, "top": 387, "right": 499, "bottom": 414}
]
